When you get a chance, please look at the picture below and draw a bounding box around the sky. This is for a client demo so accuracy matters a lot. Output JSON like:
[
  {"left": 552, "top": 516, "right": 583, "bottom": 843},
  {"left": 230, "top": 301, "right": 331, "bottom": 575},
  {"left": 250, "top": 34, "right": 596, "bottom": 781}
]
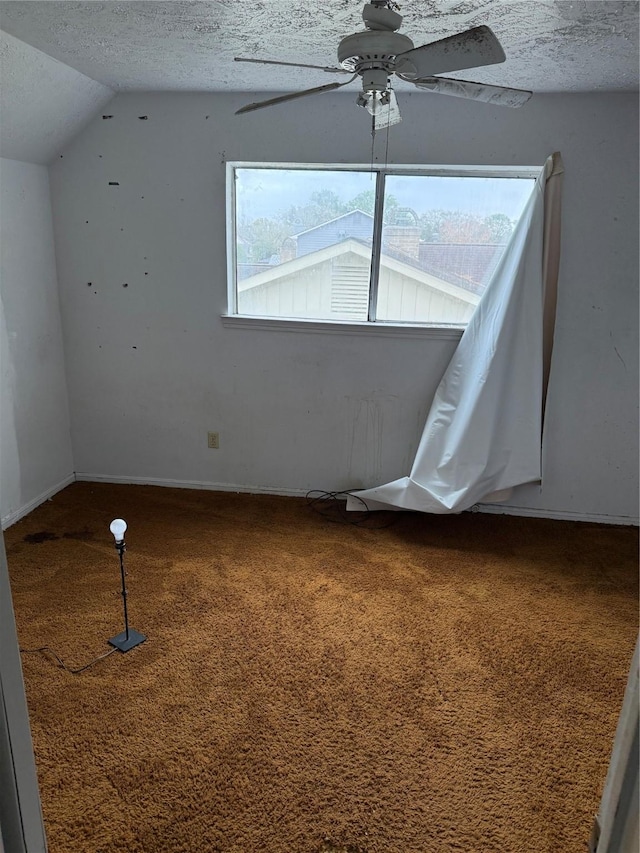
[{"left": 235, "top": 167, "right": 536, "bottom": 223}]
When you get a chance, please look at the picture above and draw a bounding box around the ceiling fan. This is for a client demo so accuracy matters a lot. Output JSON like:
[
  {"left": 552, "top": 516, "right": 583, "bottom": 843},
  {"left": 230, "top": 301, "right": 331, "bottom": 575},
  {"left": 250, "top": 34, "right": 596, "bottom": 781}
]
[{"left": 234, "top": 1, "right": 532, "bottom": 126}]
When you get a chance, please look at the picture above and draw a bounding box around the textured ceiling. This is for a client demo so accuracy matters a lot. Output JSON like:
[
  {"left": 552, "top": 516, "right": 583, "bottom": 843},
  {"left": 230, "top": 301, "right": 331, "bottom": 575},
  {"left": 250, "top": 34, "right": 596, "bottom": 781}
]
[{"left": 0, "top": 0, "right": 638, "bottom": 94}]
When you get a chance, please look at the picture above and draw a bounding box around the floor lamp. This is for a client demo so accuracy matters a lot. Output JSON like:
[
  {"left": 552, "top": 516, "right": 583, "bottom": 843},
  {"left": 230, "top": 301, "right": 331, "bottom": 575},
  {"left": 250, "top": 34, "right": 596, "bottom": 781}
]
[{"left": 108, "top": 518, "right": 146, "bottom": 652}]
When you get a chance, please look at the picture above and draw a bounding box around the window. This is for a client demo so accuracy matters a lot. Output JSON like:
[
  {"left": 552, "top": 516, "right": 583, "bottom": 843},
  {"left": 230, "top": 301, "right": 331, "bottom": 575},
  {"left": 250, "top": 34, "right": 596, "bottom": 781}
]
[{"left": 227, "top": 164, "right": 537, "bottom": 329}]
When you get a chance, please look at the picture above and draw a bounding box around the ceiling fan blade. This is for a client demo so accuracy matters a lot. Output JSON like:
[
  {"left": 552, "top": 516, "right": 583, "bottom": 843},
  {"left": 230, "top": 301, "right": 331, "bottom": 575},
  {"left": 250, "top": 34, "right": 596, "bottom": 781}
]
[
  {"left": 234, "top": 57, "right": 350, "bottom": 74},
  {"left": 235, "top": 78, "right": 355, "bottom": 115},
  {"left": 395, "top": 26, "right": 506, "bottom": 79},
  {"left": 413, "top": 76, "right": 532, "bottom": 108}
]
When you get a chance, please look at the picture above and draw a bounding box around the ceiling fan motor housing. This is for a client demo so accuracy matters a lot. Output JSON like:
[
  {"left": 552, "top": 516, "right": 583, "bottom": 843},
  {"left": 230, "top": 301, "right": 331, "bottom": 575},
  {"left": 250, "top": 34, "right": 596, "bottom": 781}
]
[{"left": 338, "top": 30, "right": 414, "bottom": 75}]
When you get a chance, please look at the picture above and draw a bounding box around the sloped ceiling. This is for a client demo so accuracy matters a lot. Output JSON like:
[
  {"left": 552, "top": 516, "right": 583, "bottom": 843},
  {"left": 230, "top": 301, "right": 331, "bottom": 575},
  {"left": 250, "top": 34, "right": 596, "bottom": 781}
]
[{"left": 0, "top": 30, "right": 113, "bottom": 165}]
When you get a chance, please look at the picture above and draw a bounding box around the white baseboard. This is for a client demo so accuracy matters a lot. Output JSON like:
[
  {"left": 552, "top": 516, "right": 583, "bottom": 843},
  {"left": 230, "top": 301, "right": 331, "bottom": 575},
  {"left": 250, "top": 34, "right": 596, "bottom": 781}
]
[
  {"left": 1, "top": 473, "right": 76, "bottom": 530},
  {"left": 74, "top": 473, "right": 310, "bottom": 499},
  {"left": 52, "top": 474, "right": 640, "bottom": 527},
  {"left": 473, "top": 502, "right": 639, "bottom": 526}
]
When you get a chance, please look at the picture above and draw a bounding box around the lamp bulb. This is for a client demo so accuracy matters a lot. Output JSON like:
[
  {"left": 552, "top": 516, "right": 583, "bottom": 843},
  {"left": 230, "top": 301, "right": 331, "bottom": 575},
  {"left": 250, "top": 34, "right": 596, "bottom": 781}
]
[{"left": 109, "top": 518, "right": 127, "bottom": 542}]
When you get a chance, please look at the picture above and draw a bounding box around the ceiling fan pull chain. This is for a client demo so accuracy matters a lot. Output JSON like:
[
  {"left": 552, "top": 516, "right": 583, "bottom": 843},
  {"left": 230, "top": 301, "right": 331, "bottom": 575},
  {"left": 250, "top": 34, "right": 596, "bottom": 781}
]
[
  {"left": 370, "top": 109, "right": 377, "bottom": 171},
  {"left": 384, "top": 104, "right": 391, "bottom": 169}
]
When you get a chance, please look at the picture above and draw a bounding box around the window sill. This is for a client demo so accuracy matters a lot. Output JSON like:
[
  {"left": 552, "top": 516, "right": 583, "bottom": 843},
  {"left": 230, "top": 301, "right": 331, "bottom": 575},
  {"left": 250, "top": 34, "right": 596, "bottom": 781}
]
[{"left": 221, "top": 315, "right": 466, "bottom": 340}]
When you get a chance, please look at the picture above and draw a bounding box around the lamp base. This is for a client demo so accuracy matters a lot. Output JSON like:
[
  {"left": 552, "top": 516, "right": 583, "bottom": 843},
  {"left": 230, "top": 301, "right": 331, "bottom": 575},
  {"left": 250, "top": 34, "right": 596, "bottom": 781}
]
[{"left": 108, "top": 629, "right": 146, "bottom": 652}]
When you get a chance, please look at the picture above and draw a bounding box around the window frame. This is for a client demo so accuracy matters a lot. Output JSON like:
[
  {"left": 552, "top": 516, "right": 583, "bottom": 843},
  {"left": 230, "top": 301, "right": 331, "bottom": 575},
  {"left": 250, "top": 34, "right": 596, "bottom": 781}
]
[{"left": 225, "top": 161, "right": 542, "bottom": 337}]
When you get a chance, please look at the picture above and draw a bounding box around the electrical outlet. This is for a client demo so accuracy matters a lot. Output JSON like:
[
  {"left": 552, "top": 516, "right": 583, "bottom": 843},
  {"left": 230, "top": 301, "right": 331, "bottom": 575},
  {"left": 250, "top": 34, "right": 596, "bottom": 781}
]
[{"left": 207, "top": 432, "right": 219, "bottom": 449}]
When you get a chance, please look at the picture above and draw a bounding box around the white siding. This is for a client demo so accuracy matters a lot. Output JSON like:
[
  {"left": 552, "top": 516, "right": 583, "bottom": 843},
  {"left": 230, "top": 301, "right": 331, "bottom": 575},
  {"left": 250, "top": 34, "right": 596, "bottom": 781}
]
[
  {"left": 377, "top": 267, "right": 477, "bottom": 325},
  {"left": 238, "top": 258, "right": 333, "bottom": 319}
]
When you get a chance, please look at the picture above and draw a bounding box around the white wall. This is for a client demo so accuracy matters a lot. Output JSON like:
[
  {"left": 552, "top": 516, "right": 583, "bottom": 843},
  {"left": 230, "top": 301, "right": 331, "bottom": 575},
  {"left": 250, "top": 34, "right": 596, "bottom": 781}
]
[
  {"left": 0, "top": 30, "right": 113, "bottom": 166},
  {"left": 48, "top": 91, "right": 638, "bottom": 522},
  {"left": 0, "top": 158, "right": 74, "bottom": 526}
]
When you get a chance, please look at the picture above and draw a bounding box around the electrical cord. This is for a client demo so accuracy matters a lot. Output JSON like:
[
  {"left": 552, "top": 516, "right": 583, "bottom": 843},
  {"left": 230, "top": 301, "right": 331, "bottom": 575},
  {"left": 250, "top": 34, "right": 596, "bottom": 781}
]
[
  {"left": 19, "top": 645, "right": 118, "bottom": 674},
  {"left": 305, "top": 489, "right": 400, "bottom": 528}
]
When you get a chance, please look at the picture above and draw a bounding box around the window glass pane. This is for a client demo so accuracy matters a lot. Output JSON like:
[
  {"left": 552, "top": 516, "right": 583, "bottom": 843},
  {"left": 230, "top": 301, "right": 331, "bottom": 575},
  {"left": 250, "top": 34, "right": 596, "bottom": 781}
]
[
  {"left": 235, "top": 169, "right": 375, "bottom": 321},
  {"left": 377, "top": 175, "right": 535, "bottom": 325}
]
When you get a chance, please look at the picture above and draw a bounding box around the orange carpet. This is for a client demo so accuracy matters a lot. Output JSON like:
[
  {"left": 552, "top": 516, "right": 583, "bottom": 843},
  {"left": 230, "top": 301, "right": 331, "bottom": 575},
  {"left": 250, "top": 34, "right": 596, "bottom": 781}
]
[{"left": 5, "top": 482, "right": 638, "bottom": 853}]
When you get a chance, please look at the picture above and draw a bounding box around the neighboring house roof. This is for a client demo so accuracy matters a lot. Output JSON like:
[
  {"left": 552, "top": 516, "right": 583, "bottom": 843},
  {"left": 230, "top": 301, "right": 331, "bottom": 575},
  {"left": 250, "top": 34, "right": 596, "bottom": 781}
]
[
  {"left": 419, "top": 243, "right": 505, "bottom": 295},
  {"left": 237, "top": 238, "right": 479, "bottom": 306},
  {"left": 290, "top": 209, "right": 372, "bottom": 239}
]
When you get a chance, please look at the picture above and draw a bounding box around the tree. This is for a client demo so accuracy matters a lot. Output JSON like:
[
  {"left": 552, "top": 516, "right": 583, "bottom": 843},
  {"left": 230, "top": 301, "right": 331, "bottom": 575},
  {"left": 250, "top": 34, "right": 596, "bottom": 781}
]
[
  {"left": 277, "top": 190, "right": 347, "bottom": 232},
  {"left": 342, "top": 189, "right": 404, "bottom": 224},
  {"left": 239, "top": 217, "right": 291, "bottom": 263},
  {"left": 439, "top": 213, "right": 492, "bottom": 244},
  {"left": 484, "top": 213, "right": 515, "bottom": 244},
  {"left": 419, "top": 210, "right": 516, "bottom": 244},
  {"left": 347, "top": 189, "right": 376, "bottom": 216},
  {"left": 419, "top": 209, "right": 449, "bottom": 242}
]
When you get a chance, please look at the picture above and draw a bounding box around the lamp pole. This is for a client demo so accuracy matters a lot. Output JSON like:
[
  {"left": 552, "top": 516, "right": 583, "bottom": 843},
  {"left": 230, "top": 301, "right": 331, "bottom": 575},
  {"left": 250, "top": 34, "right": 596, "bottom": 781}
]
[{"left": 116, "top": 538, "right": 130, "bottom": 642}]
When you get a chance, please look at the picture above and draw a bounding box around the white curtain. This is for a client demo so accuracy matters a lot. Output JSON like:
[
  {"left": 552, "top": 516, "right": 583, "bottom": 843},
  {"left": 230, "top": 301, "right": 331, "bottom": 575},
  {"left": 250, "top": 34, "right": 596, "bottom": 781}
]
[{"left": 347, "top": 153, "right": 564, "bottom": 514}]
